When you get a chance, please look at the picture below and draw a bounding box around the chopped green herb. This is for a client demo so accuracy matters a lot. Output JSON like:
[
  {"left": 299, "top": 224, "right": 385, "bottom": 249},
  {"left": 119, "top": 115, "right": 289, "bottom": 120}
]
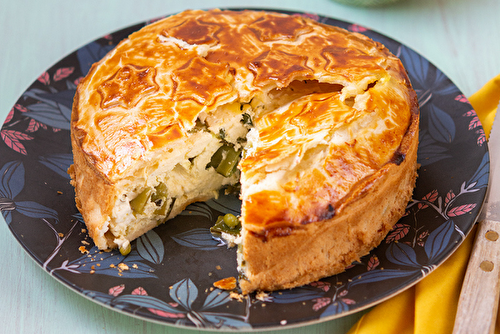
[
  {"left": 241, "top": 113, "right": 253, "bottom": 126},
  {"left": 218, "top": 128, "right": 226, "bottom": 140}
]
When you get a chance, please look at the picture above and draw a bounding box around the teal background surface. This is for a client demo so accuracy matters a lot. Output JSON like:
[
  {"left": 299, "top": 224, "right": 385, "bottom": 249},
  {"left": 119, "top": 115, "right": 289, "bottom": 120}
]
[{"left": 1, "top": 0, "right": 499, "bottom": 333}]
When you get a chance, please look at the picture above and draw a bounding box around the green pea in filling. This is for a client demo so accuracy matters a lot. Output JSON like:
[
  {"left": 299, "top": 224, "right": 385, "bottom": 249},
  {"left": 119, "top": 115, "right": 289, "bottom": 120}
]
[{"left": 210, "top": 213, "right": 241, "bottom": 237}]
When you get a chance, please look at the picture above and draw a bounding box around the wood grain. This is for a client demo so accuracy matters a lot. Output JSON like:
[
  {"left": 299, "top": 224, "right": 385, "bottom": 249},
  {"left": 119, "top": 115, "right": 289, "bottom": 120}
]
[
  {"left": 453, "top": 219, "right": 500, "bottom": 334},
  {"left": 2, "top": 1, "right": 500, "bottom": 333}
]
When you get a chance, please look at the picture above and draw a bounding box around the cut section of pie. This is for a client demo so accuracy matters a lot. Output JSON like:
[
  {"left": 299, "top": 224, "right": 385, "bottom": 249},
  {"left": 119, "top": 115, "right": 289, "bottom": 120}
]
[{"left": 69, "top": 9, "right": 419, "bottom": 294}]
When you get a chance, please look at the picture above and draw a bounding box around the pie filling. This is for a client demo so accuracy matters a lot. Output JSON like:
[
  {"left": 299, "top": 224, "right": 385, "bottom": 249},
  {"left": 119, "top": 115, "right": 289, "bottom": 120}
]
[{"left": 107, "top": 78, "right": 384, "bottom": 255}]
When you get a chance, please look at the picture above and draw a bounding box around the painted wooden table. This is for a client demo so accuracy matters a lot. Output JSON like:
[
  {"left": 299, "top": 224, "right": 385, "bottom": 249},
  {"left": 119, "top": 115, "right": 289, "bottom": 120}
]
[{"left": 1, "top": 0, "right": 499, "bottom": 333}]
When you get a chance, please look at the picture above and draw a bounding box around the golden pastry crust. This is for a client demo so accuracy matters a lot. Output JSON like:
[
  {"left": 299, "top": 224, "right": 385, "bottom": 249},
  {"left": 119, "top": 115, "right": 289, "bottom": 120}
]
[
  {"left": 239, "top": 106, "right": 419, "bottom": 293},
  {"left": 70, "top": 9, "right": 419, "bottom": 293}
]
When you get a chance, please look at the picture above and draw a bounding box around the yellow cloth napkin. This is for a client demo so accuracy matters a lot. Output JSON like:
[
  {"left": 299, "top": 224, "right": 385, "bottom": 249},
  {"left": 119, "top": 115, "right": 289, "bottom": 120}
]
[{"left": 348, "top": 74, "right": 500, "bottom": 334}]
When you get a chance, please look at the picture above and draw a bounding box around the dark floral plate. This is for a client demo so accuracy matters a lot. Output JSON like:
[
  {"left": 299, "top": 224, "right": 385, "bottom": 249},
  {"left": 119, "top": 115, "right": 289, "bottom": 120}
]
[{"left": 0, "top": 9, "right": 489, "bottom": 331}]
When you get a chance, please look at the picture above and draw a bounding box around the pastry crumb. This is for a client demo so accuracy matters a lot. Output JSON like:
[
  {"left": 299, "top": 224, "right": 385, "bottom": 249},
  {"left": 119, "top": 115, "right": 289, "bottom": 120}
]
[
  {"left": 229, "top": 291, "right": 244, "bottom": 302},
  {"left": 118, "top": 263, "right": 129, "bottom": 271},
  {"left": 78, "top": 246, "right": 88, "bottom": 254},
  {"left": 213, "top": 277, "right": 237, "bottom": 290},
  {"left": 255, "top": 291, "right": 270, "bottom": 302}
]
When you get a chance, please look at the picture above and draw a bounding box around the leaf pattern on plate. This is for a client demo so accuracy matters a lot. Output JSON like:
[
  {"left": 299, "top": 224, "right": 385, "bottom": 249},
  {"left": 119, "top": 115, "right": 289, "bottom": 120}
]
[
  {"left": 348, "top": 268, "right": 419, "bottom": 288},
  {"left": 205, "top": 193, "right": 241, "bottom": 216},
  {"left": 76, "top": 42, "right": 115, "bottom": 76},
  {"left": 62, "top": 246, "right": 158, "bottom": 279},
  {"left": 171, "top": 228, "right": 221, "bottom": 250},
  {"left": 424, "top": 220, "right": 455, "bottom": 262},
  {"left": 38, "top": 71, "right": 50, "bottom": 85},
  {"left": 38, "top": 153, "right": 73, "bottom": 179},
  {"left": 466, "top": 152, "right": 489, "bottom": 190},
  {"left": 137, "top": 230, "right": 165, "bottom": 264},
  {"left": 457, "top": 94, "right": 487, "bottom": 146},
  {"left": 269, "top": 285, "right": 326, "bottom": 304},
  {"left": 310, "top": 283, "right": 357, "bottom": 318},
  {"left": 53, "top": 67, "right": 75, "bottom": 81},
  {"left": 366, "top": 255, "right": 380, "bottom": 271},
  {"left": 170, "top": 278, "right": 198, "bottom": 309},
  {"left": 83, "top": 278, "right": 252, "bottom": 329},
  {"left": 0, "top": 10, "right": 489, "bottom": 329},
  {"left": 398, "top": 45, "right": 459, "bottom": 105},
  {"left": 347, "top": 24, "right": 368, "bottom": 33},
  {"left": 1, "top": 162, "right": 36, "bottom": 201},
  {"left": 26, "top": 118, "right": 46, "bottom": 133},
  {"left": 22, "top": 87, "right": 74, "bottom": 130},
  {"left": 0, "top": 161, "right": 58, "bottom": 224},
  {"left": 418, "top": 128, "right": 453, "bottom": 166},
  {"left": 448, "top": 204, "right": 477, "bottom": 217},
  {"left": 0, "top": 130, "right": 33, "bottom": 155},
  {"left": 427, "top": 104, "right": 456, "bottom": 143},
  {"left": 180, "top": 202, "right": 214, "bottom": 220},
  {"left": 386, "top": 242, "right": 421, "bottom": 269},
  {"left": 109, "top": 284, "right": 126, "bottom": 296},
  {"left": 417, "top": 103, "right": 458, "bottom": 166},
  {"left": 385, "top": 223, "right": 411, "bottom": 243}
]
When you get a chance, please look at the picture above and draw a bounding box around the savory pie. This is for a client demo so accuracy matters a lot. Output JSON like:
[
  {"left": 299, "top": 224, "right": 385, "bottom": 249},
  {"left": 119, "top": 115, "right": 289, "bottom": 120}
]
[{"left": 69, "top": 9, "right": 419, "bottom": 294}]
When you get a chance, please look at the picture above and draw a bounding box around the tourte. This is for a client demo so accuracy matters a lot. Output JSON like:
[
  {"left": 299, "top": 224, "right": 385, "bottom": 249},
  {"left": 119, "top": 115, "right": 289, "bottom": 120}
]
[{"left": 69, "top": 9, "right": 419, "bottom": 294}]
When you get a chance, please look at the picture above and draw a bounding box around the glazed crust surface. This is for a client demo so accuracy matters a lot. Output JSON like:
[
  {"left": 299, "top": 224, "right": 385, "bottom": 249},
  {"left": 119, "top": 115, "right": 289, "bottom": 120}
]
[
  {"left": 70, "top": 9, "right": 419, "bottom": 292},
  {"left": 239, "top": 107, "right": 419, "bottom": 293},
  {"left": 73, "top": 9, "right": 409, "bottom": 182}
]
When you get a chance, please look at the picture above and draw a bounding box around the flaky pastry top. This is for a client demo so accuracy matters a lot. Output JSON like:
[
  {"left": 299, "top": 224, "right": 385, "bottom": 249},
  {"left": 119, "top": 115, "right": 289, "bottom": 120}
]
[{"left": 72, "top": 9, "right": 414, "bottom": 181}]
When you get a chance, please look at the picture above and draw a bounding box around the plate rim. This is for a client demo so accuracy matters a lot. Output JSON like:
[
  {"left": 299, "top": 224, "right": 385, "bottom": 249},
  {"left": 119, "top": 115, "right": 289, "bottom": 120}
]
[{"left": 0, "top": 7, "right": 489, "bottom": 331}]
